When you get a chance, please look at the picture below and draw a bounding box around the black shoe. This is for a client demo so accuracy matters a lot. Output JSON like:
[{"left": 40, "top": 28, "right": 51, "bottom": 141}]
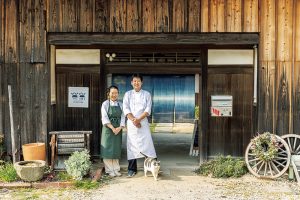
[{"left": 127, "top": 170, "right": 136, "bottom": 178}]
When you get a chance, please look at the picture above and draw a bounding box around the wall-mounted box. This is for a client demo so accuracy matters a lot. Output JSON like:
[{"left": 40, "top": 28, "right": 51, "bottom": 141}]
[{"left": 211, "top": 95, "right": 233, "bottom": 117}]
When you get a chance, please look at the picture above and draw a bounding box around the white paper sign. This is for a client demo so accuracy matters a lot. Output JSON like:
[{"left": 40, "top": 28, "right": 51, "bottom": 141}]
[
  {"left": 211, "top": 95, "right": 233, "bottom": 117},
  {"left": 68, "top": 87, "right": 89, "bottom": 108}
]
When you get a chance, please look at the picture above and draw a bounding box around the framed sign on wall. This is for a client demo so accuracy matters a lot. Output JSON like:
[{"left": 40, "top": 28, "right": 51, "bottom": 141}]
[{"left": 68, "top": 87, "right": 89, "bottom": 108}]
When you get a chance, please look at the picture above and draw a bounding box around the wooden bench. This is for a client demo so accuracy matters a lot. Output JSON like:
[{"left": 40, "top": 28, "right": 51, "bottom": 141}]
[{"left": 49, "top": 131, "right": 92, "bottom": 170}]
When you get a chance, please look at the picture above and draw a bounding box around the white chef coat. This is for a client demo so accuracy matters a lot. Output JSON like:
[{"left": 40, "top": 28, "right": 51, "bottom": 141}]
[{"left": 123, "top": 89, "right": 157, "bottom": 159}]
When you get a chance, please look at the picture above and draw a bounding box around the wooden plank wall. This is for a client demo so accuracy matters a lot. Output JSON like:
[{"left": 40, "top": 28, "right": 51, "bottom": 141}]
[
  {"left": 207, "top": 70, "right": 253, "bottom": 157},
  {"left": 55, "top": 70, "right": 100, "bottom": 154},
  {"left": 1, "top": 0, "right": 300, "bottom": 156},
  {"left": 294, "top": 1, "right": 300, "bottom": 134}
]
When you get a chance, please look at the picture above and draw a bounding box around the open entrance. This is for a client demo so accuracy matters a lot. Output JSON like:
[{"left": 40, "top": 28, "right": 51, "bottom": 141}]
[
  {"left": 104, "top": 50, "right": 202, "bottom": 169},
  {"left": 109, "top": 74, "right": 199, "bottom": 169}
]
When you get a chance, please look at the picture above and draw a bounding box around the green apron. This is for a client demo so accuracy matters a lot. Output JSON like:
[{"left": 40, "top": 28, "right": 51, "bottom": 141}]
[{"left": 100, "top": 102, "right": 122, "bottom": 159}]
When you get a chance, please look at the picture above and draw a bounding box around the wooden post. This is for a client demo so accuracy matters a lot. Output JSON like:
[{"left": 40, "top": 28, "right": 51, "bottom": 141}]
[
  {"left": 0, "top": 66, "right": 3, "bottom": 138},
  {"left": 8, "top": 85, "right": 16, "bottom": 163},
  {"left": 50, "top": 45, "right": 56, "bottom": 105},
  {"left": 50, "top": 134, "right": 56, "bottom": 170}
]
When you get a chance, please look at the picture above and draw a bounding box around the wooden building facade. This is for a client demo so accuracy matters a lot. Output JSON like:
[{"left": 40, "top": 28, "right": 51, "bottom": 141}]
[{"left": 0, "top": 0, "right": 299, "bottom": 162}]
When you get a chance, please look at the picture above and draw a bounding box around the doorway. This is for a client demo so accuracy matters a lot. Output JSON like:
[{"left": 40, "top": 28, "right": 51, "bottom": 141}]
[
  {"left": 111, "top": 74, "right": 195, "bottom": 123},
  {"left": 108, "top": 74, "right": 200, "bottom": 169},
  {"left": 102, "top": 50, "right": 203, "bottom": 168}
]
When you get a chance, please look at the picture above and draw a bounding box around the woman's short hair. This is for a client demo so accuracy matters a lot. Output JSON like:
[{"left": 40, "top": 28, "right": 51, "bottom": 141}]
[{"left": 131, "top": 73, "right": 143, "bottom": 82}]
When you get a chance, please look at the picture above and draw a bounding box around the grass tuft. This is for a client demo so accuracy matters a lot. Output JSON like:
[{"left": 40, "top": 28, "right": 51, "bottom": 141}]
[
  {"left": 74, "top": 179, "right": 100, "bottom": 189},
  {"left": 0, "top": 162, "right": 19, "bottom": 182}
]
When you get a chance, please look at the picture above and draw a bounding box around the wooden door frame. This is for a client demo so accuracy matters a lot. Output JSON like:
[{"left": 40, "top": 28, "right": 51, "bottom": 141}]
[{"left": 48, "top": 32, "right": 259, "bottom": 163}]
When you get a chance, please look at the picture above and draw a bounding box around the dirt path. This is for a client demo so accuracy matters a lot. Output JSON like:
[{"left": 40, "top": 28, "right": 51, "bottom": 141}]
[
  {"left": 1, "top": 169, "right": 300, "bottom": 200},
  {"left": 91, "top": 169, "right": 300, "bottom": 200}
]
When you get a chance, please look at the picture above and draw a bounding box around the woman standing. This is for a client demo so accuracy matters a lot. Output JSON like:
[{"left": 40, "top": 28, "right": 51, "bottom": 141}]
[{"left": 101, "top": 85, "right": 125, "bottom": 177}]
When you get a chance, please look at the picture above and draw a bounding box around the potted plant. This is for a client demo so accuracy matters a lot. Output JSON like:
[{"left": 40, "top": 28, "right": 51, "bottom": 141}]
[{"left": 22, "top": 142, "right": 46, "bottom": 161}]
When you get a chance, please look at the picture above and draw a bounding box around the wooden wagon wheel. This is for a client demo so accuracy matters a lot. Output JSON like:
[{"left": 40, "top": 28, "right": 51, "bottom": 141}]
[
  {"left": 281, "top": 134, "right": 300, "bottom": 155},
  {"left": 245, "top": 135, "right": 291, "bottom": 179}
]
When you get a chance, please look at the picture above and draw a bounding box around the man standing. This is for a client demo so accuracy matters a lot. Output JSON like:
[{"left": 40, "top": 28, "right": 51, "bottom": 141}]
[{"left": 123, "top": 74, "right": 157, "bottom": 177}]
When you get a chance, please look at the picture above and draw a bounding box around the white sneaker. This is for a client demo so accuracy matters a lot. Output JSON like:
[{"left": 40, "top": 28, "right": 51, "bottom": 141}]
[
  {"left": 109, "top": 173, "right": 116, "bottom": 177},
  {"left": 115, "top": 171, "right": 122, "bottom": 177}
]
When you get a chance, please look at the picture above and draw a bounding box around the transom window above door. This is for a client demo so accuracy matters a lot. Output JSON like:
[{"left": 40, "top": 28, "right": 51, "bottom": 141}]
[
  {"left": 56, "top": 49, "right": 100, "bottom": 64},
  {"left": 104, "top": 51, "right": 201, "bottom": 64}
]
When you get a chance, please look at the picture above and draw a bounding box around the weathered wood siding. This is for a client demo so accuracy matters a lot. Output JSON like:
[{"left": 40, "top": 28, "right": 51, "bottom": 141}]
[
  {"left": 207, "top": 68, "right": 253, "bottom": 157},
  {"left": 1, "top": 0, "right": 300, "bottom": 157},
  {"left": 0, "top": 0, "right": 4, "bottom": 138},
  {"left": 294, "top": 1, "right": 300, "bottom": 135},
  {"left": 55, "top": 67, "right": 100, "bottom": 155}
]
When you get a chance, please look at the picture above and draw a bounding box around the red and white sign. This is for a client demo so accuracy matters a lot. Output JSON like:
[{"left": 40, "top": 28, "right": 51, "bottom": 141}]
[
  {"left": 211, "top": 107, "right": 232, "bottom": 117},
  {"left": 211, "top": 108, "right": 220, "bottom": 116},
  {"left": 211, "top": 95, "right": 233, "bottom": 117}
]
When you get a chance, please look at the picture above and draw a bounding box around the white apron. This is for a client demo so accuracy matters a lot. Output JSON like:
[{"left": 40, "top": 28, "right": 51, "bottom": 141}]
[
  {"left": 123, "top": 90, "right": 157, "bottom": 160},
  {"left": 127, "top": 118, "right": 156, "bottom": 159}
]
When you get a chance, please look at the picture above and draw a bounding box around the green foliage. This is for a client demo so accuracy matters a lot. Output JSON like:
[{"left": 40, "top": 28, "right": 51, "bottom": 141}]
[
  {"left": 74, "top": 179, "right": 100, "bottom": 189},
  {"left": 43, "top": 165, "right": 52, "bottom": 175},
  {"left": 0, "top": 162, "right": 18, "bottom": 182},
  {"left": 0, "top": 134, "right": 3, "bottom": 144},
  {"left": 0, "top": 134, "right": 4, "bottom": 159},
  {"left": 150, "top": 123, "right": 157, "bottom": 133},
  {"left": 195, "top": 155, "right": 248, "bottom": 178},
  {"left": 251, "top": 132, "right": 279, "bottom": 161},
  {"left": 64, "top": 149, "right": 92, "bottom": 180},
  {"left": 0, "top": 160, "right": 5, "bottom": 166},
  {"left": 56, "top": 171, "right": 73, "bottom": 181},
  {"left": 194, "top": 106, "right": 200, "bottom": 120}
]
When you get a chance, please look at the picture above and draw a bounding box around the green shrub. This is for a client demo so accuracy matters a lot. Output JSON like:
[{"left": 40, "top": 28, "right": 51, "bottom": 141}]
[
  {"left": 0, "top": 162, "right": 18, "bottom": 182},
  {"left": 0, "top": 134, "right": 4, "bottom": 159},
  {"left": 64, "top": 149, "right": 92, "bottom": 180},
  {"left": 74, "top": 180, "right": 100, "bottom": 189},
  {"left": 195, "top": 155, "right": 248, "bottom": 178}
]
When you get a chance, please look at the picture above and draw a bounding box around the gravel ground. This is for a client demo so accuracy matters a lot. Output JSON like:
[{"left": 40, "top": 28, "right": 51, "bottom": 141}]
[{"left": 1, "top": 169, "right": 300, "bottom": 200}]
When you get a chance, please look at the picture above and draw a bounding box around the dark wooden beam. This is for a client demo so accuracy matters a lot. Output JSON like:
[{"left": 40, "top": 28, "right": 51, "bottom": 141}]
[
  {"left": 56, "top": 65, "right": 100, "bottom": 74},
  {"left": 200, "top": 48, "right": 208, "bottom": 163},
  {"left": 48, "top": 33, "right": 259, "bottom": 46},
  {"left": 208, "top": 65, "right": 253, "bottom": 74},
  {"left": 104, "top": 63, "right": 201, "bottom": 74}
]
